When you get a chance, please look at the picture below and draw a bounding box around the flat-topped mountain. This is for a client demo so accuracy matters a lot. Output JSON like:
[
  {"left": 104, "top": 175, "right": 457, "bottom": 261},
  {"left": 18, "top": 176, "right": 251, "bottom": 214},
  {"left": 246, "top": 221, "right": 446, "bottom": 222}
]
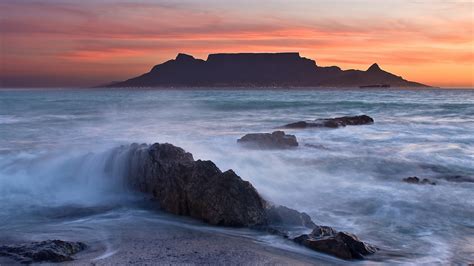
[{"left": 106, "top": 52, "right": 428, "bottom": 88}]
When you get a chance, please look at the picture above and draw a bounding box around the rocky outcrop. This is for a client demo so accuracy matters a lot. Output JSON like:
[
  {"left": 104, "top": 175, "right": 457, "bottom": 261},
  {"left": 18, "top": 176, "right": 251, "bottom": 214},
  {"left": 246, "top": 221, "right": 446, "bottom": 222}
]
[
  {"left": 293, "top": 226, "right": 377, "bottom": 260},
  {"left": 104, "top": 52, "right": 429, "bottom": 88},
  {"left": 402, "top": 176, "right": 436, "bottom": 185},
  {"left": 237, "top": 131, "right": 298, "bottom": 149},
  {"left": 0, "top": 240, "right": 86, "bottom": 263},
  {"left": 283, "top": 115, "right": 374, "bottom": 129},
  {"left": 113, "top": 143, "right": 267, "bottom": 227},
  {"left": 110, "top": 142, "right": 376, "bottom": 260}
]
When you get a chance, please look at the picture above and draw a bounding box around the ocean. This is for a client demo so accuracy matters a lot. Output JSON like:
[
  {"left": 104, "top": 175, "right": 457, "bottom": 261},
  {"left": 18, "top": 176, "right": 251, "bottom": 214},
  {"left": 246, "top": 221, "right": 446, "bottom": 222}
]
[{"left": 0, "top": 88, "right": 473, "bottom": 264}]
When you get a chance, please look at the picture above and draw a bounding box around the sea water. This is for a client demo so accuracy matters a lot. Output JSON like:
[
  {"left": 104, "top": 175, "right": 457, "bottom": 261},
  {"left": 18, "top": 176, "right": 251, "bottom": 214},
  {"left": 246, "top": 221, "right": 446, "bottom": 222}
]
[{"left": 0, "top": 88, "right": 473, "bottom": 263}]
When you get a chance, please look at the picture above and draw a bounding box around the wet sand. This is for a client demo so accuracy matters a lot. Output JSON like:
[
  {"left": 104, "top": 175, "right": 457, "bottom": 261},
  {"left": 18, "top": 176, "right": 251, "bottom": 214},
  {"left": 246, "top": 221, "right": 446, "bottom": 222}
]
[
  {"left": 1, "top": 208, "right": 340, "bottom": 265},
  {"left": 73, "top": 214, "right": 337, "bottom": 265}
]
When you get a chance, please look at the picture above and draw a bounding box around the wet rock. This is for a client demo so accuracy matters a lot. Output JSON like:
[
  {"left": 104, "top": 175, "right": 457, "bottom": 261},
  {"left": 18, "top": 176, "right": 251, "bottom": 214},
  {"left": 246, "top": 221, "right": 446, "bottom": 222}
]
[
  {"left": 118, "top": 143, "right": 267, "bottom": 227},
  {"left": 293, "top": 226, "right": 377, "bottom": 260},
  {"left": 282, "top": 115, "right": 374, "bottom": 129},
  {"left": 304, "top": 143, "right": 329, "bottom": 150},
  {"left": 283, "top": 121, "right": 309, "bottom": 129},
  {"left": 237, "top": 131, "right": 298, "bottom": 149},
  {"left": 0, "top": 240, "right": 86, "bottom": 263},
  {"left": 265, "top": 205, "right": 316, "bottom": 229},
  {"left": 402, "top": 176, "right": 436, "bottom": 185}
]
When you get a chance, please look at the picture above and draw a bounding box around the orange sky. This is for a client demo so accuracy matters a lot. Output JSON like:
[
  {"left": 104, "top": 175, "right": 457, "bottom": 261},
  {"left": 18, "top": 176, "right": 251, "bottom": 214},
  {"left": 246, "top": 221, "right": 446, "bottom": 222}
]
[{"left": 0, "top": 0, "right": 473, "bottom": 88}]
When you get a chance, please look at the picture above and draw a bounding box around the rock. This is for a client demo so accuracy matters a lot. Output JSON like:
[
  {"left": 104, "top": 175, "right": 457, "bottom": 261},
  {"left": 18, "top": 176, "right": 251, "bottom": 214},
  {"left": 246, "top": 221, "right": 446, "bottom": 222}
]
[
  {"left": 293, "top": 226, "right": 377, "bottom": 260},
  {"left": 402, "top": 176, "right": 436, "bottom": 185},
  {"left": 265, "top": 205, "right": 316, "bottom": 229},
  {"left": 116, "top": 143, "right": 267, "bottom": 227},
  {"left": 0, "top": 240, "right": 86, "bottom": 263},
  {"left": 304, "top": 143, "right": 329, "bottom": 150},
  {"left": 283, "top": 121, "right": 309, "bottom": 129},
  {"left": 237, "top": 131, "right": 298, "bottom": 149},
  {"left": 417, "top": 164, "right": 474, "bottom": 183},
  {"left": 282, "top": 115, "right": 374, "bottom": 129}
]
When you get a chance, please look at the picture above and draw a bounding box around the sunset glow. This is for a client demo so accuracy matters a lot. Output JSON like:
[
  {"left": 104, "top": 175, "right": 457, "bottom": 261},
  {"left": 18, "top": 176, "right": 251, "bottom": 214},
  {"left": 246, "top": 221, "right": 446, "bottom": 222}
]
[{"left": 1, "top": 0, "right": 473, "bottom": 87}]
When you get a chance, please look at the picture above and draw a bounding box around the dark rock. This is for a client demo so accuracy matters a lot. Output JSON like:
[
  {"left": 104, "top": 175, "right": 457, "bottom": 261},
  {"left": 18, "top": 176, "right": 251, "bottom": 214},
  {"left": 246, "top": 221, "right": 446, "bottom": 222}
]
[
  {"left": 265, "top": 205, "right": 316, "bottom": 229},
  {"left": 117, "top": 143, "right": 267, "bottom": 227},
  {"left": 0, "top": 240, "right": 86, "bottom": 263},
  {"left": 237, "top": 131, "right": 298, "bottom": 149},
  {"left": 402, "top": 176, "right": 436, "bottom": 185},
  {"left": 320, "top": 115, "right": 374, "bottom": 128},
  {"left": 304, "top": 143, "right": 329, "bottom": 150},
  {"left": 283, "top": 121, "right": 309, "bottom": 129},
  {"left": 293, "top": 226, "right": 377, "bottom": 260},
  {"left": 417, "top": 164, "right": 474, "bottom": 183},
  {"left": 282, "top": 115, "right": 374, "bottom": 129}
]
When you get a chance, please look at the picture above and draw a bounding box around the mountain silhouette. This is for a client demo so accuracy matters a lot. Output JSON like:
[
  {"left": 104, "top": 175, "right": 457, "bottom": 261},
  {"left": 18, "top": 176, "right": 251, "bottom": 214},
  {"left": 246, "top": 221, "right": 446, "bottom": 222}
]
[{"left": 106, "top": 52, "right": 428, "bottom": 88}]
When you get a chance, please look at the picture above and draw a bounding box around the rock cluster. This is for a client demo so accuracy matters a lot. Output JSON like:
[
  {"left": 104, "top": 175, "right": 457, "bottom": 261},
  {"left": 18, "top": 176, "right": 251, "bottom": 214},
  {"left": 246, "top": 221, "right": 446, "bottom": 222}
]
[
  {"left": 237, "top": 131, "right": 298, "bottom": 149},
  {"left": 282, "top": 115, "right": 374, "bottom": 129},
  {"left": 0, "top": 240, "right": 86, "bottom": 263},
  {"left": 402, "top": 176, "right": 436, "bottom": 185}
]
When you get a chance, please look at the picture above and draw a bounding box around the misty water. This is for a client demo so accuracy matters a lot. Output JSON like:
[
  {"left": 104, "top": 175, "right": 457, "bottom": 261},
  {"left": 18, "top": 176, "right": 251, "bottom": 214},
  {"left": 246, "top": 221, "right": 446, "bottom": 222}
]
[{"left": 0, "top": 88, "right": 473, "bottom": 264}]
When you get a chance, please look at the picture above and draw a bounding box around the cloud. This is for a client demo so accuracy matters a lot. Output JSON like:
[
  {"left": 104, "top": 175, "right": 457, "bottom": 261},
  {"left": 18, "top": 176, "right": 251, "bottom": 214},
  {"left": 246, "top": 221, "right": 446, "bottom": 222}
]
[{"left": 0, "top": 0, "right": 472, "bottom": 87}]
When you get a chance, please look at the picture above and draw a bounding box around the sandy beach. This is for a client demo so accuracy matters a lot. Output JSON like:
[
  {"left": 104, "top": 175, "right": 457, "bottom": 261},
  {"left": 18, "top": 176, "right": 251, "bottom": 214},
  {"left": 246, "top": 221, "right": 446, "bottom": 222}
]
[{"left": 1, "top": 207, "right": 338, "bottom": 265}]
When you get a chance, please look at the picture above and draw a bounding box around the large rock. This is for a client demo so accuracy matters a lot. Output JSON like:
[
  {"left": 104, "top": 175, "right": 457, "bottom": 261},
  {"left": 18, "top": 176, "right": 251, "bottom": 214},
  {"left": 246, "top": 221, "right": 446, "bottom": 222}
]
[
  {"left": 114, "top": 143, "right": 267, "bottom": 227},
  {"left": 283, "top": 115, "right": 374, "bottom": 129},
  {"left": 293, "top": 226, "right": 377, "bottom": 260},
  {"left": 237, "top": 131, "right": 298, "bottom": 149},
  {"left": 0, "top": 240, "right": 86, "bottom": 263}
]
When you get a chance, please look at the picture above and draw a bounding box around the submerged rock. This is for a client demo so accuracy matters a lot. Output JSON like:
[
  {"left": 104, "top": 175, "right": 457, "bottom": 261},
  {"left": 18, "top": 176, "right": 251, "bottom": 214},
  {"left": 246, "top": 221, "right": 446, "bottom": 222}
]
[
  {"left": 282, "top": 115, "right": 374, "bottom": 129},
  {"left": 237, "top": 131, "right": 298, "bottom": 149},
  {"left": 439, "top": 175, "right": 473, "bottom": 183},
  {"left": 0, "top": 240, "right": 86, "bottom": 263},
  {"left": 402, "top": 176, "right": 436, "bottom": 185},
  {"left": 293, "top": 226, "right": 377, "bottom": 260},
  {"left": 304, "top": 143, "right": 329, "bottom": 150},
  {"left": 265, "top": 205, "right": 316, "bottom": 229}
]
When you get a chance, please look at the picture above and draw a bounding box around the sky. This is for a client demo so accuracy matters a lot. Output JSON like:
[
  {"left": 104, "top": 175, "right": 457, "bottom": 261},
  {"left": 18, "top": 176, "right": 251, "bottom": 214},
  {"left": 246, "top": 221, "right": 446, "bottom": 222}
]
[{"left": 0, "top": 0, "right": 473, "bottom": 88}]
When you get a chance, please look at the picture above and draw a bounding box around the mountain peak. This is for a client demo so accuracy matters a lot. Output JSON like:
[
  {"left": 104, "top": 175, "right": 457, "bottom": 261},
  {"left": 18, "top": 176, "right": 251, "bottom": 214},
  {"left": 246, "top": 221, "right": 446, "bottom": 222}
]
[
  {"left": 175, "top": 53, "right": 195, "bottom": 61},
  {"left": 367, "top": 63, "right": 381, "bottom": 72}
]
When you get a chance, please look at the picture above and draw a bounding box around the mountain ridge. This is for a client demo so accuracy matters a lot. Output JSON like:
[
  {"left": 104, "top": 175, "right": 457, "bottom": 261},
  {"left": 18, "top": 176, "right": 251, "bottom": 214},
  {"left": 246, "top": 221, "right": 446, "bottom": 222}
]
[{"left": 105, "top": 52, "right": 428, "bottom": 88}]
